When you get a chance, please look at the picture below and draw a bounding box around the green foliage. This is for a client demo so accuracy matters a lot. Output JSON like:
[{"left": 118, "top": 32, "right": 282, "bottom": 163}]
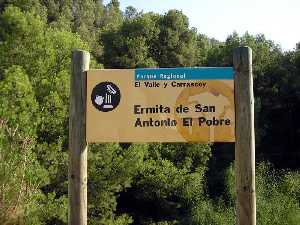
[
  {"left": 222, "top": 163, "right": 300, "bottom": 225},
  {"left": 25, "top": 192, "right": 68, "bottom": 225},
  {"left": 0, "top": 120, "right": 47, "bottom": 224},
  {"left": 0, "top": 4, "right": 89, "bottom": 224},
  {"left": 0, "top": 5, "right": 46, "bottom": 75},
  {"left": 88, "top": 143, "right": 146, "bottom": 224},
  {"left": 154, "top": 10, "right": 198, "bottom": 67},
  {"left": 102, "top": 12, "right": 159, "bottom": 68},
  {"left": 102, "top": 9, "right": 199, "bottom": 68},
  {"left": 0, "top": 66, "right": 38, "bottom": 137},
  {"left": 189, "top": 200, "right": 235, "bottom": 225},
  {"left": 224, "top": 163, "right": 235, "bottom": 206},
  {"left": 206, "top": 32, "right": 281, "bottom": 70},
  {"left": 102, "top": 0, "right": 122, "bottom": 31},
  {"left": 87, "top": 143, "right": 212, "bottom": 224},
  {"left": 3, "top": 0, "right": 47, "bottom": 17},
  {"left": 148, "top": 143, "right": 211, "bottom": 172},
  {"left": 112, "top": 143, "right": 212, "bottom": 224},
  {"left": 124, "top": 6, "right": 141, "bottom": 20},
  {"left": 195, "top": 34, "right": 211, "bottom": 66},
  {"left": 256, "top": 163, "right": 300, "bottom": 225},
  {"left": 0, "top": 2, "right": 299, "bottom": 225}
]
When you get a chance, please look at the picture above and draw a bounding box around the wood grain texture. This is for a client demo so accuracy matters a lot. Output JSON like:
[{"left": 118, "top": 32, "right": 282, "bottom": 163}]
[
  {"left": 69, "top": 50, "right": 90, "bottom": 225},
  {"left": 233, "top": 47, "right": 256, "bottom": 225}
]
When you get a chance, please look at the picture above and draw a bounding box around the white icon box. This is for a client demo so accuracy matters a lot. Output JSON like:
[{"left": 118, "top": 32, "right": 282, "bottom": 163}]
[
  {"left": 103, "top": 93, "right": 113, "bottom": 108},
  {"left": 107, "top": 85, "right": 117, "bottom": 94}
]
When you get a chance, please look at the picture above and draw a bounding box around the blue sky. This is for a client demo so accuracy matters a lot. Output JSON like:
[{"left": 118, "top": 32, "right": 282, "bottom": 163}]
[{"left": 103, "top": 0, "right": 300, "bottom": 51}]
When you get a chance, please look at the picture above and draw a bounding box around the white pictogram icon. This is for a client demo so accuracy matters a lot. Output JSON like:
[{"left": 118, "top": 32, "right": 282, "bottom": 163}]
[
  {"left": 107, "top": 85, "right": 117, "bottom": 94},
  {"left": 103, "top": 93, "right": 113, "bottom": 109},
  {"left": 92, "top": 82, "right": 121, "bottom": 112},
  {"left": 94, "top": 95, "right": 104, "bottom": 106}
]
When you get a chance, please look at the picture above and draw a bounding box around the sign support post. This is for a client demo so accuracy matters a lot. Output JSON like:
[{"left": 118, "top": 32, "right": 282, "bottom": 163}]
[
  {"left": 69, "top": 50, "right": 90, "bottom": 225},
  {"left": 233, "top": 46, "right": 256, "bottom": 225},
  {"left": 68, "top": 47, "right": 255, "bottom": 225}
]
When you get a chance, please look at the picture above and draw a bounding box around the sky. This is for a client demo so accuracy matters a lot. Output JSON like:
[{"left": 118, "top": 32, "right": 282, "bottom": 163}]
[{"left": 103, "top": 0, "right": 300, "bottom": 51}]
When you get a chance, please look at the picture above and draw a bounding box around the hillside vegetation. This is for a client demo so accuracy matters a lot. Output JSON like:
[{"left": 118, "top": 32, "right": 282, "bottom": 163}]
[{"left": 0, "top": 1, "right": 299, "bottom": 224}]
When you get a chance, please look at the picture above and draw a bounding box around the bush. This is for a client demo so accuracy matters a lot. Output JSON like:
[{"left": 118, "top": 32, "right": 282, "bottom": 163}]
[
  {"left": 221, "top": 162, "right": 300, "bottom": 225},
  {"left": 256, "top": 163, "right": 300, "bottom": 225},
  {"left": 0, "top": 120, "right": 47, "bottom": 224}
]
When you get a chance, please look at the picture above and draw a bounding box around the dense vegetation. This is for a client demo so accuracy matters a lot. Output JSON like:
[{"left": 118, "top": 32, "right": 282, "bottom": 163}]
[{"left": 0, "top": 1, "right": 299, "bottom": 224}]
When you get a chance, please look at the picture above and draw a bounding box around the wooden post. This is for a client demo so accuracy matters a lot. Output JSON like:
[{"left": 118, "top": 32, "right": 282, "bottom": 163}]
[
  {"left": 69, "top": 50, "right": 90, "bottom": 225},
  {"left": 233, "top": 46, "right": 256, "bottom": 225}
]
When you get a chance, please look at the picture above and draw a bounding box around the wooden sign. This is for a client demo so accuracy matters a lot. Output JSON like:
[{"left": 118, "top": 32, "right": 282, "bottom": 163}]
[
  {"left": 86, "top": 68, "right": 235, "bottom": 143},
  {"left": 69, "top": 48, "right": 255, "bottom": 225}
]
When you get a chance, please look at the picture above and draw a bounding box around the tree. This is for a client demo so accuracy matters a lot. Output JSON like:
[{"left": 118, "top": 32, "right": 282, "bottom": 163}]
[
  {"left": 0, "top": 6, "right": 89, "bottom": 224},
  {"left": 102, "top": 9, "right": 200, "bottom": 69},
  {"left": 116, "top": 143, "right": 212, "bottom": 224},
  {"left": 195, "top": 34, "right": 211, "bottom": 66},
  {"left": 101, "top": 0, "right": 122, "bottom": 31},
  {"left": 0, "top": 119, "right": 48, "bottom": 224},
  {"left": 153, "top": 10, "right": 198, "bottom": 67},
  {"left": 1, "top": 2, "right": 299, "bottom": 224},
  {"left": 102, "top": 12, "right": 159, "bottom": 68},
  {"left": 0, "top": 66, "right": 38, "bottom": 137},
  {"left": 124, "top": 6, "right": 140, "bottom": 20}
]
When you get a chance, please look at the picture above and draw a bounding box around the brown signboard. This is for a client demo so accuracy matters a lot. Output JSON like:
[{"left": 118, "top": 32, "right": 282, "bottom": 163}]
[{"left": 86, "top": 68, "right": 235, "bottom": 143}]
